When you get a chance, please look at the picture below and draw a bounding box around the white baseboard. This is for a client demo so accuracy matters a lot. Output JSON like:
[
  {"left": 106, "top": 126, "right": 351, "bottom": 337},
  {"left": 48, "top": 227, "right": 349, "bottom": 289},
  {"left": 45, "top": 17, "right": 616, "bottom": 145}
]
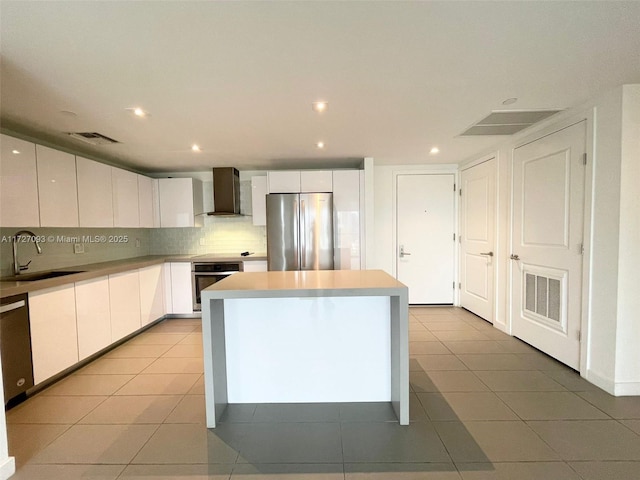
[
  {"left": 585, "top": 370, "right": 640, "bottom": 396},
  {"left": 585, "top": 369, "right": 615, "bottom": 394},
  {"left": 0, "top": 456, "right": 15, "bottom": 480},
  {"left": 614, "top": 382, "right": 640, "bottom": 396}
]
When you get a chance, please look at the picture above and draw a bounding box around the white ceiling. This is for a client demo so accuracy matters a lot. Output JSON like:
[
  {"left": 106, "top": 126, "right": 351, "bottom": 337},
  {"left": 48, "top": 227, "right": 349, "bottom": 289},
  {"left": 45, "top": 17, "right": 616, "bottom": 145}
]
[{"left": 1, "top": 1, "right": 639, "bottom": 173}]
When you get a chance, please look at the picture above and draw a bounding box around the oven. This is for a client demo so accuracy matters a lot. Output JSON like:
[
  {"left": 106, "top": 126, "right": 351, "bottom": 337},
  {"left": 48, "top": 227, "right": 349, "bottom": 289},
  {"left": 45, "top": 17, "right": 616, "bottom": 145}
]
[{"left": 192, "top": 261, "right": 243, "bottom": 311}]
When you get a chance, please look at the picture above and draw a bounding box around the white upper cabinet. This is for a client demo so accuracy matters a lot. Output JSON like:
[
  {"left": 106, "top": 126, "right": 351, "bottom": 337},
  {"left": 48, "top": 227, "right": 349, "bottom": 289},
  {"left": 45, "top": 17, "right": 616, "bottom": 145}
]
[
  {"left": 36, "top": 145, "right": 79, "bottom": 227},
  {"left": 76, "top": 156, "right": 114, "bottom": 227},
  {"left": 112, "top": 167, "right": 140, "bottom": 227},
  {"left": 0, "top": 135, "right": 40, "bottom": 227},
  {"left": 151, "top": 178, "right": 161, "bottom": 228},
  {"left": 332, "top": 170, "right": 361, "bottom": 270},
  {"left": 137, "top": 174, "right": 155, "bottom": 228},
  {"left": 158, "top": 178, "right": 204, "bottom": 227},
  {"left": 268, "top": 170, "right": 334, "bottom": 193},
  {"left": 300, "top": 170, "right": 333, "bottom": 192},
  {"left": 267, "top": 171, "right": 301, "bottom": 193},
  {"left": 251, "top": 176, "right": 267, "bottom": 226}
]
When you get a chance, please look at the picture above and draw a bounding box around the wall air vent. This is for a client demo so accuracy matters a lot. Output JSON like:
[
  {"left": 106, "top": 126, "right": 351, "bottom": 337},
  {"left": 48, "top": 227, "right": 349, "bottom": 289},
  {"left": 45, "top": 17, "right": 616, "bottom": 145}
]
[
  {"left": 460, "top": 109, "right": 563, "bottom": 136},
  {"left": 67, "top": 132, "right": 120, "bottom": 145}
]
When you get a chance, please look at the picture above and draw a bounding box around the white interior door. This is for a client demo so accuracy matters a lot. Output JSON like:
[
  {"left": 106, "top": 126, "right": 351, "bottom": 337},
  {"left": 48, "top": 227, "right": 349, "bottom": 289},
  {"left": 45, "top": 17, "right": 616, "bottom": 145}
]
[
  {"left": 397, "top": 174, "right": 455, "bottom": 304},
  {"left": 512, "top": 122, "right": 586, "bottom": 370},
  {"left": 460, "top": 158, "right": 496, "bottom": 322}
]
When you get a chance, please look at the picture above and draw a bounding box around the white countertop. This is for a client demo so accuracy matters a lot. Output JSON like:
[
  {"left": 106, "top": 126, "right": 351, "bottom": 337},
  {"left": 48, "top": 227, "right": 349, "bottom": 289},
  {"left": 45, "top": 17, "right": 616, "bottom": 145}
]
[{"left": 202, "top": 269, "right": 407, "bottom": 299}]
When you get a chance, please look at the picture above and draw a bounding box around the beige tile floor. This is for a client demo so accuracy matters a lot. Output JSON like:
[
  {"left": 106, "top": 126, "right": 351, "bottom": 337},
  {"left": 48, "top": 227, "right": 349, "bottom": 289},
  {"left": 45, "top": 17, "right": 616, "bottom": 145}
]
[{"left": 6, "top": 307, "right": 640, "bottom": 479}]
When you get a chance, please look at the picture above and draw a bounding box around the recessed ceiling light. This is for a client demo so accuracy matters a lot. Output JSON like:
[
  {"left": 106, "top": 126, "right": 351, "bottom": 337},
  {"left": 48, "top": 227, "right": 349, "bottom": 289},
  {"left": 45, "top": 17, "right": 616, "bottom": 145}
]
[
  {"left": 191, "top": 144, "right": 201, "bottom": 152},
  {"left": 11, "top": 149, "right": 20, "bottom": 154},
  {"left": 312, "top": 101, "right": 328, "bottom": 113},
  {"left": 429, "top": 147, "right": 440, "bottom": 154},
  {"left": 316, "top": 141, "right": 325, "bottom": 149},
  {"left": 502, "top": 97, "right": 518, "bottom": 105},
  {"left": 126, "top": 107, "right": 150, "bottom": 118}
]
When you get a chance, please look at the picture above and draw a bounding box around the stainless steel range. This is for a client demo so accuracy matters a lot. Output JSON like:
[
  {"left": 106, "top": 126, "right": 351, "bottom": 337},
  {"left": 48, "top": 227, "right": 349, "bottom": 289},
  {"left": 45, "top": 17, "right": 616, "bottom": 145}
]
[{"left": 191, "top": 261, "right": 243, "bottom": 311}]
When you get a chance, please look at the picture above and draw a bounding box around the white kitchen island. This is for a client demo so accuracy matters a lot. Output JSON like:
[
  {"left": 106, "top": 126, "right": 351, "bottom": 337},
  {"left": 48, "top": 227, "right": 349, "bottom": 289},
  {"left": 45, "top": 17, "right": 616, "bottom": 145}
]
[{"left": 201, "top": 269, "right": 409, "bottom": 427}]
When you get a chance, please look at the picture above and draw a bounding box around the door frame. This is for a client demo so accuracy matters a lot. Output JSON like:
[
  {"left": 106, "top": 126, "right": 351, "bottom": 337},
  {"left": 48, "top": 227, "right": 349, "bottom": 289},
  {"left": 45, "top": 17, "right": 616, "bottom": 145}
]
[
  {"left": 391, "top": 166, "right": 459, "bottom": 304},
  {"left": 458, "top": 154, "right": 499, "bottom": 323},
  {"left": 508, "top": 114, "right": 595, "bottom": 374}
]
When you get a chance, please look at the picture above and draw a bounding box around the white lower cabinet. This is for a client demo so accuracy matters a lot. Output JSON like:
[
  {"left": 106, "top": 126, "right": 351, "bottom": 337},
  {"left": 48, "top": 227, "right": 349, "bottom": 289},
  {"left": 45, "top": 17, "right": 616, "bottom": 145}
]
[
  {"left": 243, "top": 260, "right": 268, "bottom": 272},
  {"left": 139, "top": 264, "right": 165, "bottom": 326},
  {"left": 28, "top": 285, "right": 79, "bottom": 385},
  {"left": 75, "top": 276, "right": 111, "bottom": 360},
  {"left": 169, "top": 262, "right": 193, "bottom": 314},
  {"left": 109, "top": 271, "right": 142, "bottom": 341},
  {"left": 163, "top": 263, "right": 174, "bottom": 315}
]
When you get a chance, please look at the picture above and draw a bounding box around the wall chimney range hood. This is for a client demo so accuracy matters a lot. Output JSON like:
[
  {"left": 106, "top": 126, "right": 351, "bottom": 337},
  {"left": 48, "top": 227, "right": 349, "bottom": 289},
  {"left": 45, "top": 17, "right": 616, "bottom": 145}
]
[{"left": 208, "top": 167, "right": 241, "bottom": 216}]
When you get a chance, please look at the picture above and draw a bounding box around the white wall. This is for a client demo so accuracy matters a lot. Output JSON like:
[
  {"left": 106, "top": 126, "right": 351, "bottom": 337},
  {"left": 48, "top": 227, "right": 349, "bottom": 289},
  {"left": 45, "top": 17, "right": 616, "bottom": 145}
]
[{"left": 614, "top": 85, "right": 640, "bottom": 393}]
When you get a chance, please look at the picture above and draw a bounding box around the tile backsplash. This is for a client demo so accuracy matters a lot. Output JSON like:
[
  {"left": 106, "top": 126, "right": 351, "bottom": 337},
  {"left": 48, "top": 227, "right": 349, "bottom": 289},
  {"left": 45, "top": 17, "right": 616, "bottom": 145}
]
[
  {"left": 149, "top": 215, "right": 266, "bottom": 256},
  {"left": 0, "top": 227, "right": 151, "bottom": 278}
]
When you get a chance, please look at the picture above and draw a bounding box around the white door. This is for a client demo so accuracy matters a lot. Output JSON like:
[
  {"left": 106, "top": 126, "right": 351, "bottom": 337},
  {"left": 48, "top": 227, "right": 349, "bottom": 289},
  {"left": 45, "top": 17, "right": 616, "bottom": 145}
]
[
  {"left": 460, "top": 158, "right": 496, "bottom": 322},
  {"left": 397, "top": 174, "right": 455, "bottom": 304},
  {"left": 511, "top": 122, "right": 586, "bottom": 369}
]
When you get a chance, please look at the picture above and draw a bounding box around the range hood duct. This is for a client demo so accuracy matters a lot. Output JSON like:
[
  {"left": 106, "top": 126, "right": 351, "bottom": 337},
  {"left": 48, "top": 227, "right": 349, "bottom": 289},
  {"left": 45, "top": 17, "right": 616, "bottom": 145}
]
[{"left": 208, "top": 167, "right": 241, "bottom": 216}]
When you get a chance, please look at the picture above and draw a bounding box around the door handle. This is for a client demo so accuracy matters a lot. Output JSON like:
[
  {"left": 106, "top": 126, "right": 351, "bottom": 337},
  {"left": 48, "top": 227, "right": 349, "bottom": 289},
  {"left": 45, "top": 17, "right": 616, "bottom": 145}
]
[
  {"left": 510, "top": 254, "right": 520, "bottom": 260},
  {"left": 399, "top": 245, "right": 411, "bottom": 258},
  {"left": 480, "top": 252, "right": 494, "bottom": 257},
  {"left": 301, "top": 200, "right": 306, "bottom": 268}
]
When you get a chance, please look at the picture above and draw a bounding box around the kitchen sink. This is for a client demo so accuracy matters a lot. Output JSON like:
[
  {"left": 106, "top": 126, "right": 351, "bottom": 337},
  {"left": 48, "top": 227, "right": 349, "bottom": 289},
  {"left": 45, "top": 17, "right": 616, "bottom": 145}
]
[{"left": 1, "top": 270, "right": 86, "bottom": 282}]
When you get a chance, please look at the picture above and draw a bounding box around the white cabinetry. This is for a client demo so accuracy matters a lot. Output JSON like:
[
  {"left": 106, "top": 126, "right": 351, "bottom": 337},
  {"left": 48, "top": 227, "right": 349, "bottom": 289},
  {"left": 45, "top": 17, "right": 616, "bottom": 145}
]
[
  {"left": 109, "top": 271, "right": 141, "bottom": 341},
  {"left": 267, "top": 171, "right": 301, "bottom": 193},
  {"left": 268, "top": 170, "right": 334, "bottom": 193},
  {"left": 36, "top": 145, "right": 79, "bottom": 227},
  {"left": 243, "top": 260, "right": 268, "bottom": 272},
  {"left": 75, "top": 276, "right": 112, "bottom": 360},
  {"left": 301, "top": 170, "right": 332, "bottom": 192},
  {"left": 139, "top": 264, "right": 165, "bottom": 326},
  {"left": 76, "top": 156, "right": 114, "bottom": 227},
  {"left": 0, "top": 135, "right": 40, "bottom": 227},
  {"left": 137, "top": 174, "right": 155, "bottom": 228},
  {"left": 151, "top": 178, "right": 161, "bottom": 228},
  {"left": 159, "top": 178, "right": 204, "bottom": 227},
  {"left": 112, "top": 168, "right": 140, "bottom": 227},
  {"left": 163, "top": 262, "right": 173, "bottom": 315},
  {"left": 251, "top": 176, "right": 267, "bottom": 226},
  {"left": 168, "top": 262, "right": 193, "bottom": 314},
  {"left": 29, "top": 285, "right": 79, "bottom": 385},
  {"left": 333, "top": 170, "right": 361, "bottom": 270}
]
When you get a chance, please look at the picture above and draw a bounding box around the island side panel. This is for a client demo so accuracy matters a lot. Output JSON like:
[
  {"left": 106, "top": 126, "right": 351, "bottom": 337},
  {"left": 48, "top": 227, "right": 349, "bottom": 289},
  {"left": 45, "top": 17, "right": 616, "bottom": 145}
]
[
  {"left": 201, "top": 296, "right": 228, "bottom": 428},
  {"left": 224, "top": 295, "right": 391, "bottom": 403},
  {"left": 390, "top": 290, "right": 410, "bottom": 425}
]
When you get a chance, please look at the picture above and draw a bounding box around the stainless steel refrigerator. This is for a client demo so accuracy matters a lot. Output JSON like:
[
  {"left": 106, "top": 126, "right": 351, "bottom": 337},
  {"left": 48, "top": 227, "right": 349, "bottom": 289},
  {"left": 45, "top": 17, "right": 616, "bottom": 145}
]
[{"left": 266, "top": 193, "right": 334, "bottom": 271}]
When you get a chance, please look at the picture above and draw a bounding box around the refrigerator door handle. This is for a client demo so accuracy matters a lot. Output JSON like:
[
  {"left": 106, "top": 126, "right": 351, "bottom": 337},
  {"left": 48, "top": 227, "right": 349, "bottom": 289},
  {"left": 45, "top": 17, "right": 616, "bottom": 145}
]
[{"left": 300, "top": 199, "right": 306, "bottom": 268}]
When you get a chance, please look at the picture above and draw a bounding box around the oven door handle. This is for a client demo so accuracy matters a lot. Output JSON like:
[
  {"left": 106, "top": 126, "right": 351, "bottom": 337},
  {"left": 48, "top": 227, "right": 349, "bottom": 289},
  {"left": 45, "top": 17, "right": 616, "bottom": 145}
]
[{"left": 192, "top": 271, "right": 240, "bottom": 276}]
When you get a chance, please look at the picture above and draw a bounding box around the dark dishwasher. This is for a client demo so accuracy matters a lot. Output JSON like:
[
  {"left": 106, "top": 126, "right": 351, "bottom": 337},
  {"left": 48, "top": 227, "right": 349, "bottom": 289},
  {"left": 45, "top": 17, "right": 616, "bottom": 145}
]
[{"left": 0, "top": 293, "right": 34, "bottom": 407}]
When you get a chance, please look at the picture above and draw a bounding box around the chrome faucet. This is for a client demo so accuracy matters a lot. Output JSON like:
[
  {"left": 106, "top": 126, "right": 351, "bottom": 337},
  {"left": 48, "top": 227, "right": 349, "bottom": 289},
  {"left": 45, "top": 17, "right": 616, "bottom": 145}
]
[{"left": 12, "top": 230, "right": 43, "bottom": 275}]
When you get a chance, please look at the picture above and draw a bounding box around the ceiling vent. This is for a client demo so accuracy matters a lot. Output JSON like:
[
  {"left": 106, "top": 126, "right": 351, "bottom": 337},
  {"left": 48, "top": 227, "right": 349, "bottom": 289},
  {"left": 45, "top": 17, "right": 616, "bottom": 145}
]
[
  {"left": 460, "top": 109, "right": 562, "bottom": 136},
  {"left": 67, "top": 132, "right": 120, "bottom": 145}
]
